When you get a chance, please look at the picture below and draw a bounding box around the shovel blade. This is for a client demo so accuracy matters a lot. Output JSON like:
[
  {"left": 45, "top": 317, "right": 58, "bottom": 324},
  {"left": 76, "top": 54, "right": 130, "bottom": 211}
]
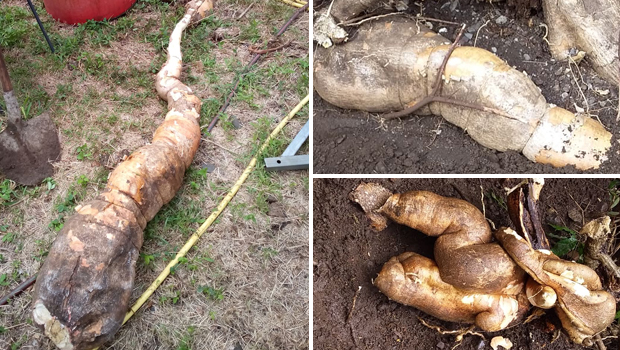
[{"left": 0, "top": 113, "right": 61, "bottom": 186}]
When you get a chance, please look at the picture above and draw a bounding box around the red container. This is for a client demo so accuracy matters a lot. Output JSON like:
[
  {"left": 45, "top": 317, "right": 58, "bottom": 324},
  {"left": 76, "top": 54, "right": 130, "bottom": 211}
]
[{"left": 43, "top": 0, "right": 137, "bottom": 24}]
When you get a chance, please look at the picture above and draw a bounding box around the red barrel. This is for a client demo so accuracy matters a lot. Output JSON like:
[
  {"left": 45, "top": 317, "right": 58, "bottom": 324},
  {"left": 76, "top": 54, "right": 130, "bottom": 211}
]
[{"left": 43, "top": 0, "right": 137, "bottom": 24}]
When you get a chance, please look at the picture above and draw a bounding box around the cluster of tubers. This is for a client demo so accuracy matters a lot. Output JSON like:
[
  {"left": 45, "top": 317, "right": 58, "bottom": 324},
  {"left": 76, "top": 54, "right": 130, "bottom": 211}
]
[
  {"left": 314, "top": 0, "right": 619, "bottom": 170},
  {"left": 350, "top": 182, "right": 616, "bottom": 344},
  {"left": 30, "top": 1, "right": 213, "bottom": 349}
]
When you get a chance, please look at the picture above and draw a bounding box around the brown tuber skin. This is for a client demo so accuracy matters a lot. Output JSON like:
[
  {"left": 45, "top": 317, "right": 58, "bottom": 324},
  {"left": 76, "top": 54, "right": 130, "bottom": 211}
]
[
  {"left": 353, "top": 183, "right": 616, "bottom": 343},
  {"left": 377, "top": 190, "right": 525, "bottom": 294},
  {"left": 351, "top": 183, "right": 528, "bottom": 332},
  {"left": 496, "top": 228, "right": 616, "bottom": 344},
  {"left": 375, "top": 252, "right": 530, "bottom": 332},
  {"left": 31, "top": 1, "right": 213, "bottom": 349}
]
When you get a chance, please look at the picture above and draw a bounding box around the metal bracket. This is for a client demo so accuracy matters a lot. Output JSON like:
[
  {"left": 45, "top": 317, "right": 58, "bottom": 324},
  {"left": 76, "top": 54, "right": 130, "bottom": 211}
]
[{"left": 265, "top": 120, "right": 308, "bottom": 171}]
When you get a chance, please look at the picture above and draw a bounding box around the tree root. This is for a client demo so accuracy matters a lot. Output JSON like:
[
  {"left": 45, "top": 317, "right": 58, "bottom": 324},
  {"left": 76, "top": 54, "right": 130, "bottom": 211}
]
[{"left": 381, "top": 25, "right": 517, "bottom": 122}]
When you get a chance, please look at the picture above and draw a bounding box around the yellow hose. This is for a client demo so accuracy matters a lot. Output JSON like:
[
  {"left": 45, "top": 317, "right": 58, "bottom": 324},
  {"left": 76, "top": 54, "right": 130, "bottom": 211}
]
[
  {"left": 277, "top": 0, "right": 307, "bottom": 8},
  {"left": 122, "top": 94, "right": 309, "bottom": 325}
]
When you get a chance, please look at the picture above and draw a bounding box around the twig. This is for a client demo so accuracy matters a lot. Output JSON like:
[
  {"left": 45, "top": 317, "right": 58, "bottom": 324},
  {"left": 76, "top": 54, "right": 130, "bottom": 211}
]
[
  {"left": 418, "top": 317, "right": 486, "bottom": 341},
  {"left": 382, "top": 24, "right": 466, "bottom": 120},
  {"left": 347, "top": 286, "right": 362, "bottom": 322},
  {"left": 0, "top": 274, "right": 37, "bottom": 305},
  {"left": 248, "top": 40, "right": 292, "bottom": 54},
  {"left": 567, "top": 57, "right": 590, "bottom": 115},
  {"left": 474, "top": 20, "right": 490, "bottom": 47},
  {"left": 237, "top": 1, "right": 255, "bottom": 19},
  {"left": 340, "top": 12, "right": 459, "bottom": 27},
  {"left": 381, "top": 25, "right": 521, "bottom": 123},
  {"left": 201, "top": 138, "right": 238, "bottom": 154},
  {"left": 426, "top": 119, "right": 443, "bottom": 148}
]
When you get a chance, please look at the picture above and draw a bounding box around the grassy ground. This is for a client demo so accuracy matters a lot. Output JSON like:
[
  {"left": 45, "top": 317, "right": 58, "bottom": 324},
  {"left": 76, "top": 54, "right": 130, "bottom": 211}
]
[{"left": 0, "top": 0, "right": 309, "bottom": 349}]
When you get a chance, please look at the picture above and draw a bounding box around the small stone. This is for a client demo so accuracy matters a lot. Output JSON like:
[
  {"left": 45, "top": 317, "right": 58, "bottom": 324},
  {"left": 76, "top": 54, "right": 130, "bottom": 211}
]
[
  {"left": 375, "top": 160, "right": 387, "bottom": 173},
  {"left": 491, "top": 47, "right": 497, "bottom": 53},
  {"left": 464, "top": 33, "right": 473, "bottom": 41},
  {"left": 467, "top": 23, "right": 481, "bottom": 33},
  {"left": 554, "top": 67, "right": 563, "bottom": 76},
  {"left": 561, "top": 92, "right": 569, "bottom": 99},
  {"left": 403, "top": 159, "right": 413, "bottom": 167},
  {"left": 439, "top": 27, "right": 448, "bottom": 34},
  {"left": 231, "top": 117, "right": 242, "bottom": 129},
  {"left": 568, "top": 206, "right": 583, "bottom": 223},
  {"left": 204, "top": 163, "right": 217, "bottom": 173},
  {"left": 562, "top": 84, "right": 571, "bottom": 92},
  {"left": 495, "top": 15, "right": 508, "bottom": 25},
  {"left": 437, "top": 341, "right": 446, "bottom": 349},
  {"left": 336, "top": 135, "right": 346, "bottom": 145},
  {"left": 523, "top": 53, "right": 531, "bottom": 61}
]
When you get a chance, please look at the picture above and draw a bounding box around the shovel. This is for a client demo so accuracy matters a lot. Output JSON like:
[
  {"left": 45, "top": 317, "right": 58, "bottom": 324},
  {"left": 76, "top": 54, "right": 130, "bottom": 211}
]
[{"left": 0, "top": 48, "right": 61, "bottom": 186}]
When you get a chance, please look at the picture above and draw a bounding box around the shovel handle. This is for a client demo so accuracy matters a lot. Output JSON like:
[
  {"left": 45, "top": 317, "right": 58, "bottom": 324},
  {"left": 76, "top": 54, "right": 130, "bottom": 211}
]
[{"left": 0, "top": 49, "right": 13, "bottom": 93}]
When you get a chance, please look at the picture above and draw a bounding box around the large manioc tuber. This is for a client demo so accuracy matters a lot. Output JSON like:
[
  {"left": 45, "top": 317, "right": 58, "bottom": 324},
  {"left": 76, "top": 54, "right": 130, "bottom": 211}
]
[
  {"left": 352, "top": 182, "right": 616, "bottom": 343},
  {"left": 31, "top": 1, "right": 213, "bottom": 349},
  {"left": 376, "top": 252, "right": 530, "bottom": 332},
  {"left": 314, "top": 18, "right": 612, "bottom": 170},
  {"left": 350, "top": 183, "right": 529, "bottom": 332},
  {"left": 496, "top": 228, "right": 616, "bottom": 344},
  {"left": 542, "top": 0, "right": 620, "bottom": 85}
]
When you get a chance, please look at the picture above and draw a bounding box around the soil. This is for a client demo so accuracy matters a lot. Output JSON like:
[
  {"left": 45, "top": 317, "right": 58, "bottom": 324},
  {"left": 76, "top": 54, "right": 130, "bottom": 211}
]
[
  {"left": 0, "top": 114, "right": 61, "bottom": 186},
  {"left": 313, "top": 178, "right": 620, "bottom": 350},
  {"left": 312, "top": 0, "right": 620, "bottom": 174}
]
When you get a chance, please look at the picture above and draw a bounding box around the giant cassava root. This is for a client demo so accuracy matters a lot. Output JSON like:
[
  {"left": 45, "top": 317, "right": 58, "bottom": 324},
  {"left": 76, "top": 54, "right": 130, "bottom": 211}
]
[
  {"left": 351, "top": 182, "right": 616, "bottom": 344},
  {"left": 543, "top": 0, "right": 619, "bottom": 85},
  {"left": 314, "top": 18, "right": 612, "bottom": 170},
  {"left": 31, "top": 1, "right": 213, "bottom": 349}
]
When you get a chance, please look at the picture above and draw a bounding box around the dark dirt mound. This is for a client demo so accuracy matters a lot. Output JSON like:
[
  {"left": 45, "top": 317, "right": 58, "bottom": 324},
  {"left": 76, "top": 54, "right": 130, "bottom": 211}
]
[
  {"left": 0, "top": 114, "right": 61, "bottom": 185},
  {"left": 313, "top": 178, "right": 620, "bottom": 350},
  {"left": 312, "top": 1, "right": 620, "bottom": 174}
]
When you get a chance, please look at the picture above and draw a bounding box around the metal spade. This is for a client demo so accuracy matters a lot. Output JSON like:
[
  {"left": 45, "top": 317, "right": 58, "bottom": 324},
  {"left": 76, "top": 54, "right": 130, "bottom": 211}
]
[{"left": 0, "top": 48, "right": 61, "bottom": 186}]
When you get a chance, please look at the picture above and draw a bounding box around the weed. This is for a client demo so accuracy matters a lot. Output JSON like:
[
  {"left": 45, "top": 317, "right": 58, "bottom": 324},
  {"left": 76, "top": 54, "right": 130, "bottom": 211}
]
[
  {"left": 77, "top": 175, "right": 89, "bottom": 187},
  {"left": 76, "top": 144, "right": 93, "bottom": 161},
  {"left": 0, "top": 180, "right": 18, "bottom": 206},
  {"left": 261, "top": 247, "right": 278, "bottom": 260},
  {"left": 2, "top": 232, "right": 17, "bottom": 244},
  {"left": 547, "top": 224, "right": 584, "bottom": 259},
  {"left": 42, "top": 177, "right": 57, "bottom": 193},
  {"left": 488, "top": 190, "right": 507, "bottom": 210},
  {"left": 160, "top": 290, "right": 180, "bottom": 305},
  {"left": 176, "top": 326, "right": 196, "bottom": 350},
  {"left": 141, "top": 253, "right": 157, "bottom": 267},
  {"left": 197, "top": 285, "right": 224, "bottom": 301},
  {"left": 0, "top": 273, "right": 10, "bottom": 286}
]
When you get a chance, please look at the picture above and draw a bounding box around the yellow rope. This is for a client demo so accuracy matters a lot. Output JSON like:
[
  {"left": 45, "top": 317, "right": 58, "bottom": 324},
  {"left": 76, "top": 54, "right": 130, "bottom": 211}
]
[
  {"left": 277, "top": 0, "right": 307, "bottom": 8},
  {"left": 122, "top": 94, "right": 309, "bottom": 325}
]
